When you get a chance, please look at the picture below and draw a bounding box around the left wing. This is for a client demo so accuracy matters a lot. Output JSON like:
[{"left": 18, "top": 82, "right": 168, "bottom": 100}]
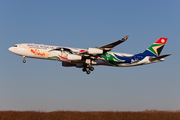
[
  {"left": 98, "top": 35, "right": 129, "bottom": 50},
  {"left": 79, "top": 35, "right": 129, "bottom": 55}
]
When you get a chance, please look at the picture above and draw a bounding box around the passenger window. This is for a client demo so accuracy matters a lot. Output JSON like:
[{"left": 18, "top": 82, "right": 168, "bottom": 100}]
[{"left": 14, "top": 45, "right": 17, "bottom": 47}]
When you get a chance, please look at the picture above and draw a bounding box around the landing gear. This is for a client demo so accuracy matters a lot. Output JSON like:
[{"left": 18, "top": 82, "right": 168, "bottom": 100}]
[
  {"left": 86, "top": 70, "right": 90, "bottom": 74},
  {"left": 89, "top": 67, "right": 94, "bottom": 71},
  {"left": 82, "top": 66, "right": 94, "bottom": 74},
  {"left": 80, "top": 59, "right": 96, "bottom": 74},
  {"left": 82, "top": 68, "right": 86, "bottom": 72},
  {"left": 23, "top": 56, "right": 26, "bottom": 63},
  {"left": 23, "top": 60, "right": 26, "bottom": 63}
]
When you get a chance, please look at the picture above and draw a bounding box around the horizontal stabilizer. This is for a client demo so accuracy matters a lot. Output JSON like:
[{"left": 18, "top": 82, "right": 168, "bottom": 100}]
[{"left": 149, "top": 54, "right": 171, "bottom": 62}]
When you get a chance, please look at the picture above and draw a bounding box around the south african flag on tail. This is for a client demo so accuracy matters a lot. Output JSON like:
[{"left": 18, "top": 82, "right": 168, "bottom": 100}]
[{"left": 142, "top": 38, "right": 168, "bottom": 57}]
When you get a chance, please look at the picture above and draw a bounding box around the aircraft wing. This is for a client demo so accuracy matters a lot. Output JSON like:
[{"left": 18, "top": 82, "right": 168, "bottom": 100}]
[
  {"left": 79, "top": 35, "right": 129, "bottom": 55},
  {"left": 98, "top": 35, "right": 129, "bottom": 49}
]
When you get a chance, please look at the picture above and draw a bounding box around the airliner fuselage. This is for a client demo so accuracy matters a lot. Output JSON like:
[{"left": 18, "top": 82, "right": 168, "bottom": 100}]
[{"left": 9, "top": 36, "right": 170, "bottom": 74}]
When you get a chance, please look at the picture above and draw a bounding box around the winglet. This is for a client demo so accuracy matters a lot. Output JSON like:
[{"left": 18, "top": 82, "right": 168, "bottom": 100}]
[{"left": 122, "top": 35, "right": 129, "bottom": 40}]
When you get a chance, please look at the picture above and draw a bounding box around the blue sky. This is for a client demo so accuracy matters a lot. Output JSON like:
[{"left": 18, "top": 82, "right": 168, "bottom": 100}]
[{"left": 0, "top": 0, "right": 180, "bottom": 111}]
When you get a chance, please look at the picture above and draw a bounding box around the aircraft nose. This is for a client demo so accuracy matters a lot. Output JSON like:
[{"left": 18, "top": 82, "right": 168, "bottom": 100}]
[{"left": 8, "top": 47, "right": 14, "bottom": 52}]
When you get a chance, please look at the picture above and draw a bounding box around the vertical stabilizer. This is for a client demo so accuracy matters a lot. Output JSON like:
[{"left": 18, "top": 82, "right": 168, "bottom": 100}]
[{"left": 142, "top": 38, "right": 168, "bottom": 57}]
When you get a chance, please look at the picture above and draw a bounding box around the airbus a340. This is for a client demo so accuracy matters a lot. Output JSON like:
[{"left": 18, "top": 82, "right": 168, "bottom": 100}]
[{"left": 9, "top": 36, "right": 170, "bottom": 74}]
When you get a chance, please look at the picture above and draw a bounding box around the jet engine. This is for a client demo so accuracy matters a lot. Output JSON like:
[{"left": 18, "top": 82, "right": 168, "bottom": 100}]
[
  {"left": 67, "top": 54, "right": 82, "bottom": 60},
  {"left": 87, "top": 48, "right": 103, "bottom": 55},
  {"left": 62, "top": 61, "right": 76, "bottom": 67}
]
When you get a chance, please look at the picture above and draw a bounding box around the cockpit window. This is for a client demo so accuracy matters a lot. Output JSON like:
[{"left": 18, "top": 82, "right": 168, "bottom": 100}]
[{"left": 13, "top": 45, "right": 17, "bottom": 47}]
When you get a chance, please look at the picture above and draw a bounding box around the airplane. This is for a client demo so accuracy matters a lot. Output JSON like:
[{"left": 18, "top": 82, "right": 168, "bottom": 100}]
[{"left": 9, "top": 36, "right": 171, "bottom": 74}]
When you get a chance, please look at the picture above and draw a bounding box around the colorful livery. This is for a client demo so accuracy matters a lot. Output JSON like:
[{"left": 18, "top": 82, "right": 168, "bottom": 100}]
[{"left": 9, "top": 36, "right": 170, "bottom": 74}]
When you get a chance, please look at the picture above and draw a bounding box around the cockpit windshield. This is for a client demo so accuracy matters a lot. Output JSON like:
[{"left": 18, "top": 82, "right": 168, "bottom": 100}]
[{"left": 13, "top": 45, "right": 17, "bottom": 47}]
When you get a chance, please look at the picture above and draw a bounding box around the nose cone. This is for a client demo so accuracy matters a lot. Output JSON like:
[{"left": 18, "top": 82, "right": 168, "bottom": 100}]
[
  {"left": 8, "top": 47, "right": 13, "bottom": 52},
  {"left": 8, "top": 47, "right": 17, "bottom": 54},
  {"left": 8, "top": 46, "right": 22, "bottom": 56}
]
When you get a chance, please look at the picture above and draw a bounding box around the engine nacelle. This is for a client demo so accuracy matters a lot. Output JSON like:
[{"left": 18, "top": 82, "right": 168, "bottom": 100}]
[
  {"left": 87, "top": 48, "right": 103, "bottom": 55},
  {"left": 67, "top": 54, "right": 82, "bottom": 60},
  {"left": 62, "top": 61, "right": 76, "bottom": 67}
]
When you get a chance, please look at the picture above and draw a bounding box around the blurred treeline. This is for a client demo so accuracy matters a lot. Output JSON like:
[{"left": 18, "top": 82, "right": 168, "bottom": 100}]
[{"left": 0, "top": 110, "right": 180, "bottom": 120}]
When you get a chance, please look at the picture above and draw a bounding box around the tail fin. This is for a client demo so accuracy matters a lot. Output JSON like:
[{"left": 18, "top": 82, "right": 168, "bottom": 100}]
[{"left": 142, "top": 37, "right": 168, "bottom": 57}]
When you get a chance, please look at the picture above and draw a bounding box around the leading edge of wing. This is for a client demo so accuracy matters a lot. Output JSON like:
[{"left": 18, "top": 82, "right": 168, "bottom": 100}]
[
  {"left": 98, "top": 35, "right": 129, "bottom": 49},
  {"left": 78, "top": 35, "right": 129, "bottom": 54}
]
